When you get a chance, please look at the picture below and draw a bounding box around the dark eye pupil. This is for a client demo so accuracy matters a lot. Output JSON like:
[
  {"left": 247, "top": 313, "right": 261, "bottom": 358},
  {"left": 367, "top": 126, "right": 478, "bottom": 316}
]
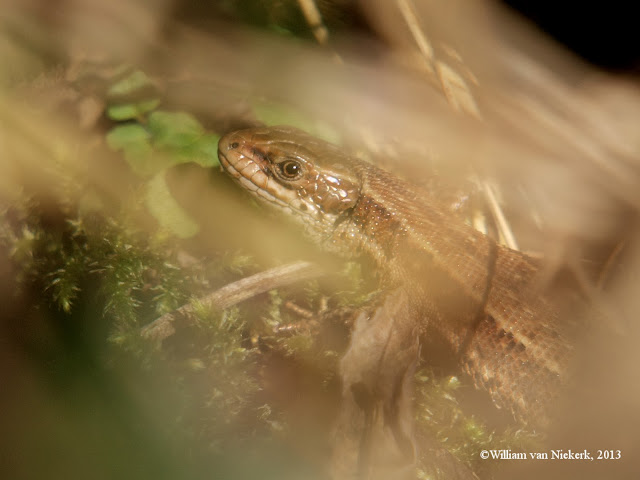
[{"left": 282, "top": 161, "right": 300, "bottom": 178}]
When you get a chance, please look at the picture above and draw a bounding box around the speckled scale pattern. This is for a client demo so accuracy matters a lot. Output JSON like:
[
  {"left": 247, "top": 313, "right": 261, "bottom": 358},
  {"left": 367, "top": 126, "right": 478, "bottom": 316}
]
[
  {"left": 218, "top": 125, "right": 576, "bottom": 425},
  {"left": 349, "top": 162, "right": 573, "bottom": 423}
]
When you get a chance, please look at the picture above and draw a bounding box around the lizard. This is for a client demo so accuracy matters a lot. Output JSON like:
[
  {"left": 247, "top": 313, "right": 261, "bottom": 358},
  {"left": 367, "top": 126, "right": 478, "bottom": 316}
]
[{"left": 217, "top": 125, "right": 582, "bottom": 479}]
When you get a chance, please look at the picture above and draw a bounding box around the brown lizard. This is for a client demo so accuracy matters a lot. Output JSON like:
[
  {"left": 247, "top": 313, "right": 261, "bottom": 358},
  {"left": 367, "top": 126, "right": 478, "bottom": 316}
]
[{"left": 217, "top": 125, "right": 582, "bottom": 479}]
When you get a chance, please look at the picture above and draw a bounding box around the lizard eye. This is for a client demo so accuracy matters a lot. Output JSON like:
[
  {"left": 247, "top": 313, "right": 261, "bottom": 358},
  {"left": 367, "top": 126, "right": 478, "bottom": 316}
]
[{"left": 278, "top": 159, "right": 303, "bottom": 179}]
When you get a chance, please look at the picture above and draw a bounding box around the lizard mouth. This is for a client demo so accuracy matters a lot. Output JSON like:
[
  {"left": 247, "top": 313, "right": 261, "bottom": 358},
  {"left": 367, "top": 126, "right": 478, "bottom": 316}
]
[
  {"left": 218, "top": 131, "right": 319, "bottom": 215},
  {"left": 219, "top": 146, "right": 281, "bottom": 204},
  {"left": 218, "top": 130, "right": 348, "bottom": 245}
]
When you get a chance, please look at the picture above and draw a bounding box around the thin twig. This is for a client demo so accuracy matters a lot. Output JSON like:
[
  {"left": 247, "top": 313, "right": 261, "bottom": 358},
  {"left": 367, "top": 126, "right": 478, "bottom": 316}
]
[
  {"left": 396, "top": 0, "right": 435, "bottom": 69},
  {"left": 297, "top": 0, "right": 329, "bottom": 45},
  {"left": 482, "top": 181, "right": 519, "bottom": 250},
  {"left": 596, "top": 238, "right": 626, "bottom": 290},
  {"left": 141, "top": 261, "right": 323, "bottom": 343},
  {"left": 396, "top": 0, "right": 481, "bottom": 118}
]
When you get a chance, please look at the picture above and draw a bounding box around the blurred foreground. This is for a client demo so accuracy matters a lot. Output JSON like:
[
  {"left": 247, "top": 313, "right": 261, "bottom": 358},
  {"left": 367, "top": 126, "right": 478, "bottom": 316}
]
[{"left": 1, "top": 1, "right": 640, "bottom": 479}]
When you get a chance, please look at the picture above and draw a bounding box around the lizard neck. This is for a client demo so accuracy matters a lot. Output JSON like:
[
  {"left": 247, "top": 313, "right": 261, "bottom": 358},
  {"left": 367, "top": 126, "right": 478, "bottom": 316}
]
[{"left": 330, "top": 161, "right": 505, "bottom": 348}]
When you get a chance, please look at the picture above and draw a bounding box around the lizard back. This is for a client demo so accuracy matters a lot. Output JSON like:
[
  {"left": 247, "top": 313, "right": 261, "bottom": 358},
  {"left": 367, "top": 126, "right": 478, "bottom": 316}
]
[{"left": 218, "top": 125, "right": 578, "bottom": 425}]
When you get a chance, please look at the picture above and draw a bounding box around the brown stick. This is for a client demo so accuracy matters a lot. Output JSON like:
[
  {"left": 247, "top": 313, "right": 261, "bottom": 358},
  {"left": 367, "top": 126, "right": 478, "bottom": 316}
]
[{"left": 141, "top": 261, "right": 322, "bottom": 343}]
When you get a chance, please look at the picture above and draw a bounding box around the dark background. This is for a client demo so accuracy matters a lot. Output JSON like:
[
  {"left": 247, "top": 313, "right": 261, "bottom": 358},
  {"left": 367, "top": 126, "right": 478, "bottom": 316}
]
[{"left": 503, "top": 0, "right": 640, "bottom": 71}]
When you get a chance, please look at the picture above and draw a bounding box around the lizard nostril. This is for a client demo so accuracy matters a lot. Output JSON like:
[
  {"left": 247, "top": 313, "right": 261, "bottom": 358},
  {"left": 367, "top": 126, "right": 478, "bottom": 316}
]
[{"left": 229, "top": 142, "right": 239, "bottom": 149}]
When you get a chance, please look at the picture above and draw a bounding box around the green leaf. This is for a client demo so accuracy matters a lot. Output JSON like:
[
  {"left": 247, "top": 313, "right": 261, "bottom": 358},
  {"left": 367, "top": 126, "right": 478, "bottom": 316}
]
[
  {"left": 106, "top": 124, "right": 150, "bottom": 150},
  {"left": 107, "top": 99, "right": 160, "bottom": 121},
  {"left": 106, "top": 125, "right": 156, "bottom": 176},
  {"left": 193, "top": 133, "right": 222, "bottom": 166},
  {"left": 147, "top": 111, "right": 220, "bottom": 167},
  {"left": 148, "top": 111, "right": 204, "bottom": 149},
  {"left": 107, "top": 70, "right": 154, "bottom": 97},
  {"left": 169, "top": 133, "right": 221, "bottom": 167},
  {"left": 145, "top": 171, "right": 200, "bottom": 238}
]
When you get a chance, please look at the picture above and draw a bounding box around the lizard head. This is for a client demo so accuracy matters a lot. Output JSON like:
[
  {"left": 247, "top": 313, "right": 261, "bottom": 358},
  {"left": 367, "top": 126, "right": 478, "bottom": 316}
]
[{"left": 218, "top": 125, "right": 362, "bottom": 241}]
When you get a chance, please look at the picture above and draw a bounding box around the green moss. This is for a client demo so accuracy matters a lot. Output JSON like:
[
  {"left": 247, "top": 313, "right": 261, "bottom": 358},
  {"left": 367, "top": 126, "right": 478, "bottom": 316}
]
[{"left": 414, "top": 368, "right": 541, "bottom": 478}]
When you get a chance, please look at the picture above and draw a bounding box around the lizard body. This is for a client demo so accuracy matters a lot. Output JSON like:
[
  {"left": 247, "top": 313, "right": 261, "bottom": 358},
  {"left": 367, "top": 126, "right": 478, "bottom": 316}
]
[{"left": 218, "top": 125, "right": 578, "bottom": 478}]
